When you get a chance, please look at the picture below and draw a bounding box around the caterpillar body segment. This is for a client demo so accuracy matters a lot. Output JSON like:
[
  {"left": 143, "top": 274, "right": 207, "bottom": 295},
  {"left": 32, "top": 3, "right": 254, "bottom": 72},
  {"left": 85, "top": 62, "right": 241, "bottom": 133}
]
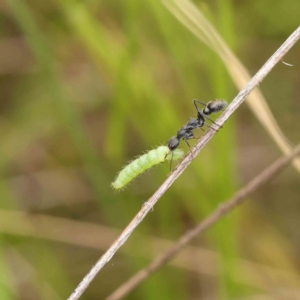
[{"left": 111, "top": 146, "right": 184, "bottom": 190}]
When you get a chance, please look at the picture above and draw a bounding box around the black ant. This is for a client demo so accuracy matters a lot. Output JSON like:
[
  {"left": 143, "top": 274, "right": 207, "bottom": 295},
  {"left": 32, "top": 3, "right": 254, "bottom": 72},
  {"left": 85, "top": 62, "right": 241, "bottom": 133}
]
[{"left": 167, "top": 99, "right": 227, "bottom": 169}]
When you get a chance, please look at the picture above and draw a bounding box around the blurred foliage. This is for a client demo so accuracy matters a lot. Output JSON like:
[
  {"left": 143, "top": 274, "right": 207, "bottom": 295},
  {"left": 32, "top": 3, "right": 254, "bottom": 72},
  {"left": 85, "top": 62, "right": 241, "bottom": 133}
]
[{"left": 0, "top": 0, "right": 300, "bottom": 299}]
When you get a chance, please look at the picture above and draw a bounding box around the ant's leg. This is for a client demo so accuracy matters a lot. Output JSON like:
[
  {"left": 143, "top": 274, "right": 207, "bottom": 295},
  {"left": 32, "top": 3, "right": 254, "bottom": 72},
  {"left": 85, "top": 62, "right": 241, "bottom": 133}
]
[
  {"left": 197, "top": 110, "right": 223, "bottom": 128},
  {"left": 194, "top": 101, "right": 222, "bottom": 128},
  {"left": 183, "top": 139, "right": 192, "bottom": 155},
  {"left": 178, "top": 151, "right": 198, "bottom": 168},
  {"left": 170, "top": 149, "right": 193, "bottom": 171},
  {"left": 193, "top": 99, "right": 207, "bottom": 117},
  {"left": 193, "top": 99, "right": 207, "bottom": 110},
  {"left": 173, "top": 137, "right": 202, "bottom": 169},
  {"left": 169, "top": 151, "right": 174, "bottom": 171},
  {"left": 204, "top": 122, "right": 218, "bottom": 131},
  {"left": 164, "top": 150, "right": 174, "bottom": 171},
  {"left": 184, "top": 139, "right": 197, "bottom": 159},
  {"left": 184, "top": 139, "right": 191, "bottom": 149}
]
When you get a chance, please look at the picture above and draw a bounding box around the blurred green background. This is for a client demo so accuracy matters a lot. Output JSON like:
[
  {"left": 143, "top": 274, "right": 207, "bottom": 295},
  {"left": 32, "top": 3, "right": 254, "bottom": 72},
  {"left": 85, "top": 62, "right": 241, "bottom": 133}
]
[{"left": 1, "top": 0, "right": 300, "bottom": 299}]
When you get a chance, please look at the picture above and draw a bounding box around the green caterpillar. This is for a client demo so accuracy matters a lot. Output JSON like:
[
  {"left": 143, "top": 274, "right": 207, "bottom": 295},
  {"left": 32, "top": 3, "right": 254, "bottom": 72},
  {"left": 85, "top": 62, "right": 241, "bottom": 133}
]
[{"left": 111, "top": 146, "right": 184, "bottom": 190}]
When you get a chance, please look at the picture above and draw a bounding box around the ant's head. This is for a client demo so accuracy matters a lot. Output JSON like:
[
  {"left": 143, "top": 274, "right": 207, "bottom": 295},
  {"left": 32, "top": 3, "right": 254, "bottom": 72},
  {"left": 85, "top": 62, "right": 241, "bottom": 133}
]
[
  {"left": 203, "top": 99, "right": 227, "bottom": 115},
  {"left": 168, "top": 136, "right": 180, "bottom": 151}
]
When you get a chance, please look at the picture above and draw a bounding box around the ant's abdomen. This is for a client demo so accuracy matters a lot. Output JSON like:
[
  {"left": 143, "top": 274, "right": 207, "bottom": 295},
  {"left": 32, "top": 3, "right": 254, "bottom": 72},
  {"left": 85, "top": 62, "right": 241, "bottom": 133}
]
[{"left": 203, "top": 99, "right": 227, "bottom": 115}]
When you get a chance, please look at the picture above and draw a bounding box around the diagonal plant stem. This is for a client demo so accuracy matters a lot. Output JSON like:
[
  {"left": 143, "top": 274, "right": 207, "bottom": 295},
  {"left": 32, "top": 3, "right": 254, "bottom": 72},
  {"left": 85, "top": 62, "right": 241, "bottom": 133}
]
[
  {"left": 105, "top": 143, "right": 300, "bottom": 300},
  {"left": 68, "top": 27, "right": 300, "bottom": 300}
]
